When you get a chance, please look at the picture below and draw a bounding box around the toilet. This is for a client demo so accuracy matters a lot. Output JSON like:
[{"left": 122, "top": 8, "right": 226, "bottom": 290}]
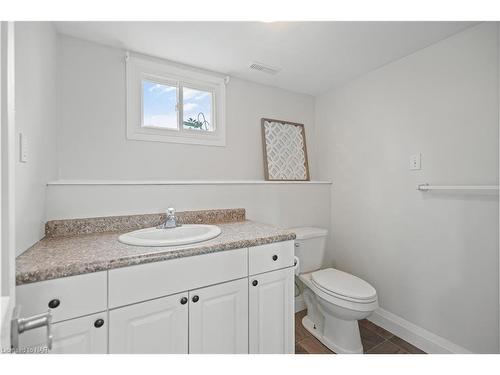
[{"left": 292, "top": 227, "right": 378, "bottom": 354}]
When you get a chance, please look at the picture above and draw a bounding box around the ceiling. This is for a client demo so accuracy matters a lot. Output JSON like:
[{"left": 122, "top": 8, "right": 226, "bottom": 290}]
[{"left": 54, "top": 21, "right": 477, "bottom": 96}]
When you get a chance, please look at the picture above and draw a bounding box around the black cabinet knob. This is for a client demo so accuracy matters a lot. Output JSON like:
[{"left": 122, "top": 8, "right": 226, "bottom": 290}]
[
  {"left": 94, "top": 319, "right": 104, "bottom": 328},
  {"left": 192, "top": 295, "right": 199, "bottom": 303},
  {"left": 272, "top": 255, "right": 278, "bottom": 261},
  {"left": 252, "top": 280, "right": 258, "bottom": 286},
  {"left": 48, "top": 299, "right": 60, "bottom": 309},
  {"left": 180, "top": 297, "right": 188, "bottom": 305}
]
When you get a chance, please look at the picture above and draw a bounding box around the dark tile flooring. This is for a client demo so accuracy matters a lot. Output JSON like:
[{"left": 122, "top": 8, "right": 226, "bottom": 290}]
[{"left": 295, "top": 310, "right": 426, "bottom": 354}]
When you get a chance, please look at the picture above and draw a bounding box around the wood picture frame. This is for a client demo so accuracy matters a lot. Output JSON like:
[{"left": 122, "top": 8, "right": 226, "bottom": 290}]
[{"left": 261, "top": 118, "right": 310, "bottom": 181}]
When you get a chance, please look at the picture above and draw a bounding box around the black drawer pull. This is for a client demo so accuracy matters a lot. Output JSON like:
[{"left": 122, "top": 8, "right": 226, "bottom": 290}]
[
  {"left": 252, "top": 280, "right": 258, "bottom": 286},
  {"left": 180, "top": 297, "right": 188, "bottom": 305},
  {"left": 48, "top": 299, "right": 60, "bottom": 309},
  {"left": 192, "top": 295, "right": 199, "bottom": 303},
  {"left": 272, "top": 255, "right": 278, "bottom": 261},
  {"left": 94, "top": 319, "right": 104, "bottom": 328}
]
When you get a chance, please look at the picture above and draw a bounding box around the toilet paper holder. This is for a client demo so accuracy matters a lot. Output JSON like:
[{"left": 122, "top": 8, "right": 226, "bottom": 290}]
[{"left": 293, "top": 256, "right": 300, "bottom": 276}]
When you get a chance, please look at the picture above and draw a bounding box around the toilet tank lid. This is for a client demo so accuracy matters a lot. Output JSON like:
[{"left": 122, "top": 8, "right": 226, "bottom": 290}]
[{"left": 290, "top": 227, "right": 328, "bottom": 240}]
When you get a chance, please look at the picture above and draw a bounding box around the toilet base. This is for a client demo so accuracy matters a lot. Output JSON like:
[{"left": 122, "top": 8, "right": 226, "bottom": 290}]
[{"left": 302, "top": 315, "right": 363, "bottom": 354}]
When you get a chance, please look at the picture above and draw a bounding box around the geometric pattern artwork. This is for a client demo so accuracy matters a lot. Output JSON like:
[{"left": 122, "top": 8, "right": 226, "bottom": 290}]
[{"left": 261, "top": 118, "right": 310, "bottom": 181}]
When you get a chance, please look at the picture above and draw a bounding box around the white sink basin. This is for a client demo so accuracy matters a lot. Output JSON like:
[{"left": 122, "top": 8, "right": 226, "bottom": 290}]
[{"left": 118, "top": 224, "right": 222, "bottom": 247}]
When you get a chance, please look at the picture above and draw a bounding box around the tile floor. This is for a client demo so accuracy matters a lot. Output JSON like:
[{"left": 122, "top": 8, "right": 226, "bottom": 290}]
[{"left": 295, "top": 310, "right": 426, "bottom": 354}]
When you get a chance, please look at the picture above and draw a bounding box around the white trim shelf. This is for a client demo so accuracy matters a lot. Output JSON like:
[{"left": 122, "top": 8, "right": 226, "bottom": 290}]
[
  {"left": 47, "top": 180, "right": 333, "bottom": 186},
  {"left": 417, "top": 184, "right": 499, "bottom": 191}
]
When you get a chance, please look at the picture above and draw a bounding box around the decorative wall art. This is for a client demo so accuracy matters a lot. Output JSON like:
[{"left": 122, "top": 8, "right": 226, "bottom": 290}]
[{"left": 261, "top": 118, "right": 310, "bottom": 181}]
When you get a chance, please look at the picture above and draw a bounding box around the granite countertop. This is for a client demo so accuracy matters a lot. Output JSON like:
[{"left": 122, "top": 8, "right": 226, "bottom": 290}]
[{"left": 16, "top": 220, "right": 296, "bottom": 285}]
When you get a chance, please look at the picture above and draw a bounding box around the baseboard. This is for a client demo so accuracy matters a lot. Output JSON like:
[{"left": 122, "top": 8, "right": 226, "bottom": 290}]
[
  {"left": 368, "top": 308, "right": 472, "bottom": 354},
  {"left": 295, "top": 294, "right": 306, "bottom": 313}
]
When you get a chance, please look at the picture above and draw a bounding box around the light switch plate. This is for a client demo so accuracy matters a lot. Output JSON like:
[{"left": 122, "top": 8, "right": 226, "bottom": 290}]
[
  {"left": 409, "top": 153, "right": 421, "bottom": 170},
  {"left": 19, "top": 133, "right": 28, "bottom": 162}
]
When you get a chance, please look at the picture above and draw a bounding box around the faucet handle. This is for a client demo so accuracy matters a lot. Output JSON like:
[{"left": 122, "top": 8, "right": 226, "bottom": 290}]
[{"left": 167, "top": 207, "right": 175, "bottom": 217}]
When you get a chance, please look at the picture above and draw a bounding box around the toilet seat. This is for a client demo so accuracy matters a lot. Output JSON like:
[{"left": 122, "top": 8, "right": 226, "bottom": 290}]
[{"left": 311, "top": 268, "right": 377, "bottom": 303}]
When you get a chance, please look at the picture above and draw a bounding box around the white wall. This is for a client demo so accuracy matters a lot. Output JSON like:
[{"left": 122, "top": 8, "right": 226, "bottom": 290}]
[
  {"left": 56, "top": 35, "right": 316, "bottom": 180},
  {"left": 45, "top": 183, "right": 331, "bottom": 232},
  {"left": 15, "top": 22, "right": 58, "bottom": 256},
  {"left": 316, "top": 23, "right": 499, "bottom": 353}
]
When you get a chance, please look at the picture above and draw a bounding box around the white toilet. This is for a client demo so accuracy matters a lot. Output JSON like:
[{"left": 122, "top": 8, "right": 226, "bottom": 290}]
[{"left": 293, "top": 227, "right": 378, "bottom": 354}]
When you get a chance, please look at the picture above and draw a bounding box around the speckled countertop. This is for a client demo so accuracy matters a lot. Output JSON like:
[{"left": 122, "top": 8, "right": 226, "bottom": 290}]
[{"left": 16, "top": 220, "right": 296, "bottom": 285}]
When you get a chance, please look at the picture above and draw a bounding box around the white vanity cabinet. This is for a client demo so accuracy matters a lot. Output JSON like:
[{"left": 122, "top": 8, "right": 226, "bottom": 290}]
[
  {"left": 16, "top": 271, "right": 107, "bottom": 323},
  {"left": 109, "top": 278, "right": 248, "bottom": 354},
  {"left": 189, "top": 278, "right": 248, "bottom": 354},
  {"left": 16, "top": 271, "right": 108, "bottom": 354},
  {"left": 248, "top": 241, "right": 295, "bottom": 354},
  {"left": 109, "top": 292, "right": 189, "bottom": 354},
  {"left": 19, "top": 312, "right": 108, "bottom": 354},
  {"left": 248, "top": 267, "right": 295, "bottom": 354},
  {"left": 15, "top": 240, "right": 295, "bottom": 354}
]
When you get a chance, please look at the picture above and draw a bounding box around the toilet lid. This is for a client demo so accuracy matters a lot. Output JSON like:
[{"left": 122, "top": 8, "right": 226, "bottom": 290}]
[{"left": 311, "top": 268, "right": 377, "bottom": 302}]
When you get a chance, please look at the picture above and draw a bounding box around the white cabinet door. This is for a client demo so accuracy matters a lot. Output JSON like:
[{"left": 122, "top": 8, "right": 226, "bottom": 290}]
[
  {"left": 19, "top": 312, "right": 107, "bottom": 354},
  {"left": 109, "top": 292, "right": 188, "bottom": 354},
  {"left": 249, "top": 267, "right": 294, "bottom": 354},
  {"left": 189, "top": 278, "right": 248, "bottom": 354}
]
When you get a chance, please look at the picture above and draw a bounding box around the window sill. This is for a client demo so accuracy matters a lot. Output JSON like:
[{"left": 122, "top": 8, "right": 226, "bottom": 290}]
[{"left": 127, "top": 129, "right": 225, "bottom": 147}]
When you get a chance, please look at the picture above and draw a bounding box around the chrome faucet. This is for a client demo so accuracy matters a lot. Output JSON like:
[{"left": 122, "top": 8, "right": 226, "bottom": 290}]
[{"left": 158, "top": 207, "right": 180, "bottom": 229}]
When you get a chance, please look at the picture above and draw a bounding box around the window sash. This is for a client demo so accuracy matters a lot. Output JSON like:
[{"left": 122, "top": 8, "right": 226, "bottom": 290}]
[
  {"left": 180, "top": 84, "right": 216, "bottom": 133},
  {"left": 140, "top": 75, "right": 179, "bottom": 131}
]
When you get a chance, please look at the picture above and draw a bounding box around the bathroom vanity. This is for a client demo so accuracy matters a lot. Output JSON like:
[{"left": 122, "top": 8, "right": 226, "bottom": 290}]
[{"left": 14, "top": 209, "right": 296, "bottom": 354}]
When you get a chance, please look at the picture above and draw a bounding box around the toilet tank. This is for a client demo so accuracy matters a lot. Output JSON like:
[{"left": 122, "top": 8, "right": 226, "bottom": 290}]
[{"left": 291, "top": 227, "right": 328, "bottom": 273}]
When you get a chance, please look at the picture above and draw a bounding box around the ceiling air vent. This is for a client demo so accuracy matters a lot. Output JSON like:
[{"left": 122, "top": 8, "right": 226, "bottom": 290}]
[{"left": 249, "top": 61, "right": 281, "bottom": 75}]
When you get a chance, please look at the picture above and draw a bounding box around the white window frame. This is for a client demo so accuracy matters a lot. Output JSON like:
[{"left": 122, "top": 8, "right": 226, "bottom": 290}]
[{"left": 126, "top": 53, "right": 226, "bottom": 146}]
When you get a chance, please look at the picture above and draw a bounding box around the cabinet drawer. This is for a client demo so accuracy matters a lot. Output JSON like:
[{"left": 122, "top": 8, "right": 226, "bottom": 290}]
[
  {"left": 16, "top": 272, "right": 107, "bottom": 323},
  {"left": 109, "top": 247, "right": 248, "bottom": 308},
  {"left": 248, "top": 241, "right": 294, "bottom": 275}
]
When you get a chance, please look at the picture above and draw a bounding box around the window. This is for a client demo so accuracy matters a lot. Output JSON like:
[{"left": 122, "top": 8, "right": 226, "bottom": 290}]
[{"left": 126, "top": 53, "right": 226, "bottom": 146}]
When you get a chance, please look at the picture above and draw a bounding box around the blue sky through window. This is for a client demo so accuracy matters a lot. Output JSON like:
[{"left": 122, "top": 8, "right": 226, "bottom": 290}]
[{"left": 142, "top": 80, "right": 177, "bottom": 129}]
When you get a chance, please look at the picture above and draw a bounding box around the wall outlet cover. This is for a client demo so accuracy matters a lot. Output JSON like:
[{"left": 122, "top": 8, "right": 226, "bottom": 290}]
[
  {"left": 410, "top": 154, "right": 421, "bottom": 170},
  {"left": 19, "top": 133, "right": 28, "bottom": 163}
]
